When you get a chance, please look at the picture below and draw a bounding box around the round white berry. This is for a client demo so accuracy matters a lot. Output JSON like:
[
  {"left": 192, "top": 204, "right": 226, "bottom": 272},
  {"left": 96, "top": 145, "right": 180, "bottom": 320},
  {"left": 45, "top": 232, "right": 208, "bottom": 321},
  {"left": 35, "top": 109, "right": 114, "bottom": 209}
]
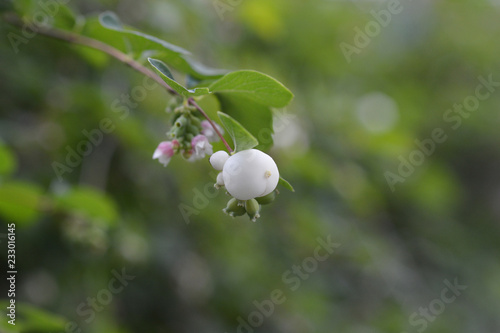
[
  {"left": 209, "top": 150, "right": 229, "bottom": 171},
  {"left": 216, "top": 172, "right": 224, "bottom": 186},
  {"left": 222, "top": 149, "right": 279, "bottom": 200}
]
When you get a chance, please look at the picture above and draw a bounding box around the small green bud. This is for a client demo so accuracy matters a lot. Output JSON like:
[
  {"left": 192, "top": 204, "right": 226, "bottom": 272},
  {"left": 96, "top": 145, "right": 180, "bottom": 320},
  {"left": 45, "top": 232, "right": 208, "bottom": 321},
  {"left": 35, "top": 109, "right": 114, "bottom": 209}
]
[
  {"left": 173, "top": 106, "right": 185, "bottom": 113},
  {"left": 186, "top": 124, "right": 200, "bottom": 135},
  {"left": 174, "top": 116, "right": 188, "bottom": 128},
  {"left": 171, "top": 126, "right": 185, "bottom": 138},
  {"left": 223, "top": 198, "right": 246, "bottom": 217},
  {"left": 245, "top": 199, "right": 261, "bottom": 222},
  {"left": 190, "top": 116, "right": 201, "bottom": 126},
  {"left": 255, "top": 191, "right": 276, "bottom": 205}
]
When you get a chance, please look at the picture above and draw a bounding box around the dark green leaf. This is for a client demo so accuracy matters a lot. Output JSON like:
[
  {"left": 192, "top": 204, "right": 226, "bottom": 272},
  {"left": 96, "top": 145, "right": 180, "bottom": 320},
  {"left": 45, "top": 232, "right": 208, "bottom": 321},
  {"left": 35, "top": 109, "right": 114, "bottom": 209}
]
[
  {"left": 279, "top": 177, "right": 295, "bottom": 192},
  {"left": 215, "top": 94, "right": 274, "bottom": 151},
  {"left": 210, "top": 70, "right": 293, "bottom": 108},
  {"left": 217, "top": 112, "right": 259, "bottom": 152}
]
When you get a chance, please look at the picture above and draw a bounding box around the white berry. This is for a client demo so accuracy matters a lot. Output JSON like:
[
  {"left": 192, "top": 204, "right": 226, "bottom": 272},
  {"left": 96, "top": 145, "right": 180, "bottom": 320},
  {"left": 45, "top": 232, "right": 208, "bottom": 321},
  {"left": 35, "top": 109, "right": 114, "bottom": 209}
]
[
  {"left": 209, "top": 150, "right": 229, "bottom": 170},
  {"left": 222, "top": 149, "right": 279, "bottom": 200},
  {"left": 216, "top": 172, "right": 224, "bottom": 186}
]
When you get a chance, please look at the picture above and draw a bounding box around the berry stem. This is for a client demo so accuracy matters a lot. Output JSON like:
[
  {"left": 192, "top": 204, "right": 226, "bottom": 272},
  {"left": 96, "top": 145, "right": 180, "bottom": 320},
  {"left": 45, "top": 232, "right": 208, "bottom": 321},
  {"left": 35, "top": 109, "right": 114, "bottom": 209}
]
[{"left": 187, "top": 98, "right": 233, "bottom": 153}]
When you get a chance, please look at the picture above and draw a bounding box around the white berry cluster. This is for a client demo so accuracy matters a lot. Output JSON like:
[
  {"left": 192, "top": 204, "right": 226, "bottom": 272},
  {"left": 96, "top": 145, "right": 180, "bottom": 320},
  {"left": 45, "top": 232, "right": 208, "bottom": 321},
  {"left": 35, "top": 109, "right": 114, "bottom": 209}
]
[{"left": 210, "top": 149, "right": 279, "bottom": 221}]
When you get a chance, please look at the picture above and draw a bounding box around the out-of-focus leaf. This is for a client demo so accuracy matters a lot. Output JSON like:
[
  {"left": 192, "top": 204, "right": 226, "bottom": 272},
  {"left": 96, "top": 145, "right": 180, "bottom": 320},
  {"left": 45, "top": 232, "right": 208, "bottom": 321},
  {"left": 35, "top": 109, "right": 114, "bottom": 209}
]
[
  {"left": 12, "top": 0, "right": 34, "bottom": 16},
  {"left": 52, "top": 3, "right": 78, "bottom": 31},
  {"left": 210, "top": 70, "right": 293, "bottom": 108},
  {"left": 0, "top": 301, "right": 67, "bottom": 332},
  {"left": 11, "top": 0, "right": 76, "bottom": 30},
  {"left": 99, "top": 11, "right": 190, "bottom": 55},
  {"left": 55, "top": 187, "right": 118, "bottom": 226},
  {"left": 0, "top": 144, "right": 16, "bottom": 177},
  {"left": 98, "top": 12, "right": 226, "bottom": 79},
  {"left": 217, "top": 111, "right": 258, "bottom": 152},
  {"left": 0, "top": 181, "right": 43, "bottom": 225}
]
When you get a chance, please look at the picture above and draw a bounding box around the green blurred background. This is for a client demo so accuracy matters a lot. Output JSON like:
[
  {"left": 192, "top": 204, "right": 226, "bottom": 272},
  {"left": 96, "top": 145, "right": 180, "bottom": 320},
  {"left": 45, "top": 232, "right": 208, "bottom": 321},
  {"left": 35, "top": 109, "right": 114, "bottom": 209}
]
[{"left": 1, "top": 0, "right": 500, "bottom": 332}]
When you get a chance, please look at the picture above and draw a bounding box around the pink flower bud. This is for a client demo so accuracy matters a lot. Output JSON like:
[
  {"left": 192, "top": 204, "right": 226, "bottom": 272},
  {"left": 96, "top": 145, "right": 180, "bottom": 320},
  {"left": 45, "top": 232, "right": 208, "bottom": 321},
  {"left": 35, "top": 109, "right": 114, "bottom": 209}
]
[
  {"left": 201, "top": 120, "right": 224, "bottom": 142},
  {"left": 189, "top": 134, "right": 213, "bottom": 161},
  {"left": 153, "top": 141, "right": 175, "bottom": 166}
]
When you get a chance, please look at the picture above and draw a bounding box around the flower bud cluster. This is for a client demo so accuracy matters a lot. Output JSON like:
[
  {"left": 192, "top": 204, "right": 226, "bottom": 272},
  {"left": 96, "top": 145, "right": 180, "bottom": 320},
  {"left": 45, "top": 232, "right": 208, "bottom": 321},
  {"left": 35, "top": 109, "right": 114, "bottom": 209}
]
[{"left": 153, "top": 103, "right": 224, "bottom": 167}]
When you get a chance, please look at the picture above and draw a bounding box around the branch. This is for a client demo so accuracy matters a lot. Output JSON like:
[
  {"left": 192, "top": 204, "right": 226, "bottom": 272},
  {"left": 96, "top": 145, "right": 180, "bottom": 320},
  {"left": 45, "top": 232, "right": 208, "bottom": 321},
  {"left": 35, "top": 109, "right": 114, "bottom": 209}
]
[
  {"left": 4, "top": 14, "right": 179, "bottom": 96},
  {"left": 4, "top": 13, "right": 233, "bottom": 152}
]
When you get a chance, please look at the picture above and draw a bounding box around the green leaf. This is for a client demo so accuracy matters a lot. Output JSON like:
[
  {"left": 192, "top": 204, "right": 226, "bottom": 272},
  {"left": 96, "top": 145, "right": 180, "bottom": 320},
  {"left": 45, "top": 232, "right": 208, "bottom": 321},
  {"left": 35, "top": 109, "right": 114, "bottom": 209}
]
[
  {"left": 55, "top": 187, "right": 118, "bottom": 226},
  {"left": 0, "top": 144, "right": 17, "bottom": 177},
  {"left": 279, "top": 177, "right": 295, "bottom": 192},
  {"left": 215, "top": 94, "right": 274, "bottom": 151},
  {"left": 0, "top": 181, "right": 43, "bottom": 225},
  {"left": 148, "top": 58, "right": 189, "bottom": 95},
  {"left": 148, "top": 58, "right": 211, "bottom": 97},
  {"left": 96, "top": 12, "right": 226, "bottom": 80},
  {"left": 217, "top": 112, "right": 259, "bottom": 152},
  {"left": 210, "top": 70, "right": 293, "bottom": 108},
  {"left": 12, "top": 0, "right": 76, "bottom": 30},
  {"left": 52, "top": 3, "right": 78, "bottom": 31},
  {"left": 0, "top": 301, "right": 67, "bottom": 332},
  {"left": 99, "top": 11, "right": 190, "bottom": 55}
]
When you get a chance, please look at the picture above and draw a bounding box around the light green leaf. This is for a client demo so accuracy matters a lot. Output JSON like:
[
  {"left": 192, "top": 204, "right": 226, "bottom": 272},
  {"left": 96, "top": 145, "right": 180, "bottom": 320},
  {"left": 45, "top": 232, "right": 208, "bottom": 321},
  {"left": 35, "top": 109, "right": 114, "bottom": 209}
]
[
  {"left": 0, "top": 181, "right": 43, "bottom": 225},
  {"left": 148, "top": 58, "right": 211, "bottom": 97},
  {"left": 0, "top": 301, "right": 67, "bottom": 332},
  {"left": 210, "top": 70, "right": 293, "bottom": 108},
  {"left": 217, "top": 112, "right": 258, "bottom": 152},
  {"left": 55, "top": 187, "right": 118, "bottom": 226},
  {"left": 52, "top": 3, "right": 78, "bottom": 31},
  {"left": 0, "top": 144, "right": 17, "bottom": 177},
  {"left": 279, "top": 177, "right": 295, "bottom": 192}
]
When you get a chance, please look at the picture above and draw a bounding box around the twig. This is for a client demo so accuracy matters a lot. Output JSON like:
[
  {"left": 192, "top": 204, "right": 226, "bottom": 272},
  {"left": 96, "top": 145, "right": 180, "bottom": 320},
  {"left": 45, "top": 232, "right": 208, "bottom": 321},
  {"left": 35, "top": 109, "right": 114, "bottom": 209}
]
[
  {"left": 4, "top": 13, "right": 233, "bottom": 152},
  {"left": 188, "top": 98, "right": 233, "bottom": 153}
]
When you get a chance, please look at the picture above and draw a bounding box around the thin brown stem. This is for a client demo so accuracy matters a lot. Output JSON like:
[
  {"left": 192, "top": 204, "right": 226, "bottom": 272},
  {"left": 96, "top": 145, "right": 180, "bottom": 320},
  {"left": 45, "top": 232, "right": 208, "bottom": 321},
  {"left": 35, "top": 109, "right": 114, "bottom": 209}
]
[
  {"left": 3, "top": 14, "right": 179, "bottom": 96},
  {"left": 4, "top": 13, "right": 233, "bottom": 152},
  {"left": 188, "top": 98, "right": 233, "bottom": 153}
]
